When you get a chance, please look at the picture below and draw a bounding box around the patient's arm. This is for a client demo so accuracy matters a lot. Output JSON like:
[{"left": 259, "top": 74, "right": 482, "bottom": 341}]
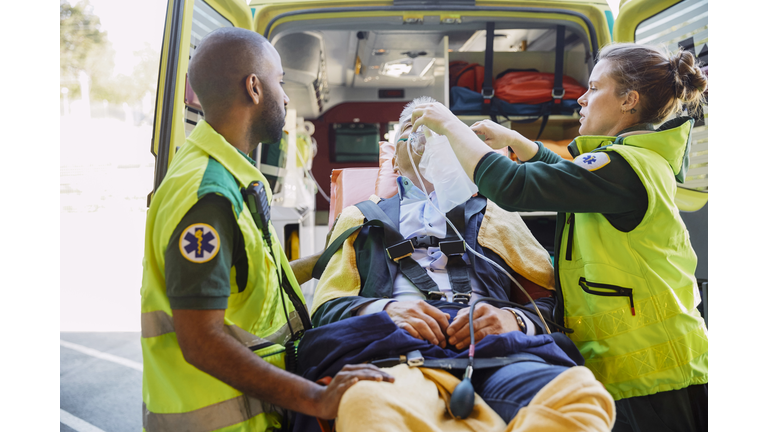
[{"left": 289, "top": 251, "right": 322, "bottom": 286}]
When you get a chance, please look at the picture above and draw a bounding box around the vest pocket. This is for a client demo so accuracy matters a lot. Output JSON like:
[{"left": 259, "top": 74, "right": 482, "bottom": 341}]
[{"left": 579, "top": 277, "right": 635, "bottom": 316}]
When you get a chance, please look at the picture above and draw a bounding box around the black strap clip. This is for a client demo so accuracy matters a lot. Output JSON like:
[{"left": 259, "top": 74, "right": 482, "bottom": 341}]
[
  {"left": 411, "top": 235, "right": 439, "bottom": 249},
  {"left": 552, "top": 87, "right": 565, "bottom": 104},
  {"left": 387, "top": 239, "right": 415, "bottom": 262},
  {"left": 452, "top": 293, "right": 471, "bottom": 304},
  {"left": 427, "top": 291, "right": 446, "bottom": 301},
  {"left": 482, "top": 88, "right": 495, "bottom": 103},
  {"left": 439, "top": 240, "right": 466, "bottom": 257}
]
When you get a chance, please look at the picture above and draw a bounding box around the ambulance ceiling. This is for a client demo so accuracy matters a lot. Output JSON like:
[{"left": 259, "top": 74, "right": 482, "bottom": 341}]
[{"left": 271, "top": 22, "right": 586, "bottom": 119}]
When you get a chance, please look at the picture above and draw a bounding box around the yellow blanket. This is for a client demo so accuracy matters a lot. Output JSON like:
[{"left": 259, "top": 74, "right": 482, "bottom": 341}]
[{"left": 336, "top": 364, "right": 615, "bottom": 432}]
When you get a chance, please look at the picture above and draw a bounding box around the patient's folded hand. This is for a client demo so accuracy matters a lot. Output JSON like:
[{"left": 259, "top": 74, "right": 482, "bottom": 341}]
[
  {"left": 384, "top": 300, "right": 451, "bottom": 348},
  {"left": 446, "top": 304, "right": 521, "bottom": 350}
]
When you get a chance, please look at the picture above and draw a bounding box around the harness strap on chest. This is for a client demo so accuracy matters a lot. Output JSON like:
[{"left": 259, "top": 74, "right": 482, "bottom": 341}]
[
  {"left": 443, "top": 205, "right": 472, "bottom": 303},
  {"left": 312, "top": 200, "right": 472, "bottom": 302},
  {"left": 360, "top": 200, "right": 471, "bottom": 302},
  {"left": 356, "top": 200, "right": 440, "bottom": 297}
]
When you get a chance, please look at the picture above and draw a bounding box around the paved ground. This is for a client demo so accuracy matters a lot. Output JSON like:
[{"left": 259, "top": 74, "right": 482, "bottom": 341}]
[{"left": 60, "top": 333, "right": 143, "bottom": 432}]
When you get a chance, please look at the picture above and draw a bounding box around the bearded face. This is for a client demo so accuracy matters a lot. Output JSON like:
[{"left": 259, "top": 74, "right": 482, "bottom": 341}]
[{"left": 251, "top": 81, "right": 286, "bottom": 146}]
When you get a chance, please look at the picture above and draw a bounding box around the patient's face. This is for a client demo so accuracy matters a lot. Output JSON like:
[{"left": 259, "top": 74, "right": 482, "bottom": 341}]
[{"left": 394, "top": 120, "right": 428, "bottom": 185}]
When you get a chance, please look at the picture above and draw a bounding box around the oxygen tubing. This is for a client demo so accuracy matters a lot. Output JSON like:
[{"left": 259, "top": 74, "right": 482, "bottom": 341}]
[{"left": 406, "top": 127, "right": 553, "bottom": 335}]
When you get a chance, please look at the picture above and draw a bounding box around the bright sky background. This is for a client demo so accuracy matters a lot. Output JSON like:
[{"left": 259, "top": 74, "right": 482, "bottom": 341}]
[{"left": 89, "top": 0, "right": 168, "bottom": 76}]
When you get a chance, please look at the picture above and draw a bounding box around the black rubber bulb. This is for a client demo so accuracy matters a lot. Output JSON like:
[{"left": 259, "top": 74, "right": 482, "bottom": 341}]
[{"left": 450, "top": 377, "right": 475, "bottom": 419}]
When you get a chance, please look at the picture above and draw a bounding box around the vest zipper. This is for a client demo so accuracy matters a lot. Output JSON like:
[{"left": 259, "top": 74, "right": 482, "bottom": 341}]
[
  {"left": 565, "top": 213, "right": 575, "bottom": 261},
  {"left": 578, "top": 277, "right": 635, "bottom": 316}
]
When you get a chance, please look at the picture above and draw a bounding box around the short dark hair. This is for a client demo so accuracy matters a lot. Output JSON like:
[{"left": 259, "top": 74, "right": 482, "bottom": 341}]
[{"left": 188, "top": 27, "right": 272, "bottom": 117}]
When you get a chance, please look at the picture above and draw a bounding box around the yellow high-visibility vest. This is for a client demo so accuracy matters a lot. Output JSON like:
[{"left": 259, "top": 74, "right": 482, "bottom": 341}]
[
  {"left": 560, "top": 119, "right": 708, "bottom": 400},
  {"left": 140, "top": 120, "right": 307, "bottom": 431}
]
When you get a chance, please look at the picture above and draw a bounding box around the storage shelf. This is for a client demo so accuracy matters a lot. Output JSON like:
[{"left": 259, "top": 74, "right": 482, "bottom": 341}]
[{"left": 457, "top": 114, "right": 579, "bottom": 125}]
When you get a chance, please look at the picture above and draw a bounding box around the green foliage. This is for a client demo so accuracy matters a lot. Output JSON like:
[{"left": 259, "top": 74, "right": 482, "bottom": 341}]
[
  {"left": 60, "top": 0, "right": 113, "bottom": 100},
  {"left": 60, "top": 0, "right": 159, "bottom": 107}
]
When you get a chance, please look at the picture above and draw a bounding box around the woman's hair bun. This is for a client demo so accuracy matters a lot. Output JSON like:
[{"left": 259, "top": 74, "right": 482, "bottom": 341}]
[{"left": 671, "top": 50, "right": 707, "bottom": 102}]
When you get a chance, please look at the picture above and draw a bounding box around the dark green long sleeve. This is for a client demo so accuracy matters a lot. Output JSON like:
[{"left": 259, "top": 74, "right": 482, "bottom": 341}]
[{"left": 474, "top": 144, "right": 648, "bottom": 232}]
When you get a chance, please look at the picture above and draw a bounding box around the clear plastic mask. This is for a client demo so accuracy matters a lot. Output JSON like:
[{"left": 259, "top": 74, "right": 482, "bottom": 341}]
[{"left": 407, "top": 126, "right": 427, "bottom": 156}]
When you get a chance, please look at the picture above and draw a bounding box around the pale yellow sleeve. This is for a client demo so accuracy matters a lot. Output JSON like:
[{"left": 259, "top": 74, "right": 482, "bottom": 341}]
[
  {"left": 477, "top": 201, "right": 556, "bottom": 290},
  {"left": 310, "top": 205, "right": 366, "bottom": 317}
]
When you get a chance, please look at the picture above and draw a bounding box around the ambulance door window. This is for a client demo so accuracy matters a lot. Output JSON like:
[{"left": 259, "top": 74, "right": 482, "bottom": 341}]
[
  {"left": 635, "top": 0, "right": 708, "bottom": 191},
  {"left": 184, "top": 0, "right": 234, "bottom": 137}
]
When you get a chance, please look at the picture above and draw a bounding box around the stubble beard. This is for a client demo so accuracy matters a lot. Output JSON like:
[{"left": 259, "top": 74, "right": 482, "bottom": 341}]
[{"left": 262, "top": 84, "right": 286, "bottom": 145}]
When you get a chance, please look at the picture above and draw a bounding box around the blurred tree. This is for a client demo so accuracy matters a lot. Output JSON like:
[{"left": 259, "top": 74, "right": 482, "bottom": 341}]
[
  {"left": 60, "top": 0, "right": 114, "bottom": 101},
  {"left": 60, "top": 0, "right": 159, "bottom": 108}
]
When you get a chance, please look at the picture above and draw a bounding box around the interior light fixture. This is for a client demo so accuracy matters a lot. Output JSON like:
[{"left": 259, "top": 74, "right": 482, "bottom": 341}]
[{"left": 381, "top": 60, "right": 413, "bottom": 77}]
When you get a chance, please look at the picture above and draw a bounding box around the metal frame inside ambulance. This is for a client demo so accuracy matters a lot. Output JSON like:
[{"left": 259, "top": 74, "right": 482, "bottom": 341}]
[{"left": 150, "top": 0, "right": 707, "bottom": 319}]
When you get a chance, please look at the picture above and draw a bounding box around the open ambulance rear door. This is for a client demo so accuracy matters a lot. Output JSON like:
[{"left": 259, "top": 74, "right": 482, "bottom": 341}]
[
  {"left": 614, "top": 0, "right": 709, "bottom": 321},
  {"left": 150, "top": 0, "right": 253, "bottom": 195}
]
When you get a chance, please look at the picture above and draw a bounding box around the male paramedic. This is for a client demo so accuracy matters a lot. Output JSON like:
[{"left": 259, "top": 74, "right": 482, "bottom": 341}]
[
  {"left": 139, "top": 27, "right": 392, "bottom": 432},
  {"left": 296, "top": 96, "right": 615, "bottom": 431}
]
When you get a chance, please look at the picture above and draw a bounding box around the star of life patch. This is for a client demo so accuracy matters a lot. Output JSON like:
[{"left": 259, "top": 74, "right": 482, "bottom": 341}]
[
  {"left": 179, "top": 223, "right": 220, "bottom": 263},
  {"left": 572, "top": 152, "right": 610, "bottom": 171}
]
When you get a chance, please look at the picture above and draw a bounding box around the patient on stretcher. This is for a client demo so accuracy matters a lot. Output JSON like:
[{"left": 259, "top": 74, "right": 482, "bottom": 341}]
[{"left": 293, "top": 97, "right": 615, "bottom": 432}]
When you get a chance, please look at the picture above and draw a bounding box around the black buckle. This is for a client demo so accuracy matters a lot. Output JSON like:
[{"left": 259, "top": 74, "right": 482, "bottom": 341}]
[
  {"left": 552, "top": 87, "right": 565, "bottom": 101},
  {"left": 452, "top": 293, "right": 471, "bottom": 304},
  {"left": 387, "top": 239, "right": 415, "bottom": 262},
  {"left": 411, "top": 235, "right": 438, "bottom": 249},
  {"left": 427, "top": 291, "right": 446, "bottom": 301},
  {"left": 482, "top": 88, "right": 495, "bottom": 101},
  {"left": 439, "top": 240, "right": 466, "bottom": 257}
]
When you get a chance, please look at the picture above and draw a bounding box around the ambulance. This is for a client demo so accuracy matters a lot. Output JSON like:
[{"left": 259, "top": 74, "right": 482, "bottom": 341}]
[{"left": 150, "top": 0, "right": 708, "bottom": 317}]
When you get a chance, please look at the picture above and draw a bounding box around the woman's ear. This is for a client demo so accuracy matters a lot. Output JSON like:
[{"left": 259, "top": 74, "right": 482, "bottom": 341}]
[
  {"left": 246, "top": 74, "right": 262, "bottom": 105},
  {"left": 622, "top": 90, "right": 640, "bottom": 113}
]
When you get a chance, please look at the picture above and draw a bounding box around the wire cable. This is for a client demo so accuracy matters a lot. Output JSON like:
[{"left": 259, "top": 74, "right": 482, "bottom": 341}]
[{"left": 406, "top": 128, "right": 552, "bottom": 335}]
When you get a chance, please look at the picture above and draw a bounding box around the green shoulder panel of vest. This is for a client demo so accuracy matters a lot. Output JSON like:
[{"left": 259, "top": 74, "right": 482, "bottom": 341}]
[{"left": 199, "top": 156, "right": 244, "bottom": 215}]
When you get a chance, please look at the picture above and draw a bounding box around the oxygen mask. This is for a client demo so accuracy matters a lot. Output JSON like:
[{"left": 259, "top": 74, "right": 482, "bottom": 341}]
[{"left": 407, "top": 126, "right": 427, "bottom": 157}]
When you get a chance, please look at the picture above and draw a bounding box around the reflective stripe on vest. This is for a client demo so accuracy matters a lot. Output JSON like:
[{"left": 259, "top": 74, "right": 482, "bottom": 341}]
[
  {"left": 585, "top": 324, "right": 708, "bottom": 386},
  {"left": 565, "top": 284, "right": 696, "bottom": 342},
  {"left": 142, "top": 396, "right": 284, "bottom": 432},
  {"left": 141, "top": 309, "right": 303, "bottom": 347}
]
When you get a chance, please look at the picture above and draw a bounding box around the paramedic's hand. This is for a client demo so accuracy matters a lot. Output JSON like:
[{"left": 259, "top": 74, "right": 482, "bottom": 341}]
[
  {"left": 410, "top": 102, "right": 466, "bottom": 138},
  {"left": 315, "top": 364, "right": 395, "bottom": 419},
  {"left": 385, "top": 300, "right": 451, "bottom": 348},
  {"left": 410, "top": 102, "right": 495, "bottom": 181},
  {"left": 470, "top": 120, "right": 539, "bottom": 161},
  {"left": 446, "top": 304, "right": 520, "bottom": 350}
]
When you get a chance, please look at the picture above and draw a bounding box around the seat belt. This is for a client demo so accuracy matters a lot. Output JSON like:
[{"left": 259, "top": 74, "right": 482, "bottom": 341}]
[
  {"left": 481, "top": 21, "right": 495, "bottom": 116},
  {"left": 355, "top": 200, "right": 442, "bottom": 298},
  {"left": 443, "top": 205, "right": 472, "bottom": 304},
  {"left": 370, "top": 350, "right": 547, "bottom": 370},
  {"left": 533, "top": 25, "right": 566, "bottom": 141}
]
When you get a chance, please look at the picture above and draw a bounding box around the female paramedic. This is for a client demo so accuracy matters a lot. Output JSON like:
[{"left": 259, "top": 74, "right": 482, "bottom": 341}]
[{"left": 410, "top": 42, "right": 708, "bottom": 432}]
